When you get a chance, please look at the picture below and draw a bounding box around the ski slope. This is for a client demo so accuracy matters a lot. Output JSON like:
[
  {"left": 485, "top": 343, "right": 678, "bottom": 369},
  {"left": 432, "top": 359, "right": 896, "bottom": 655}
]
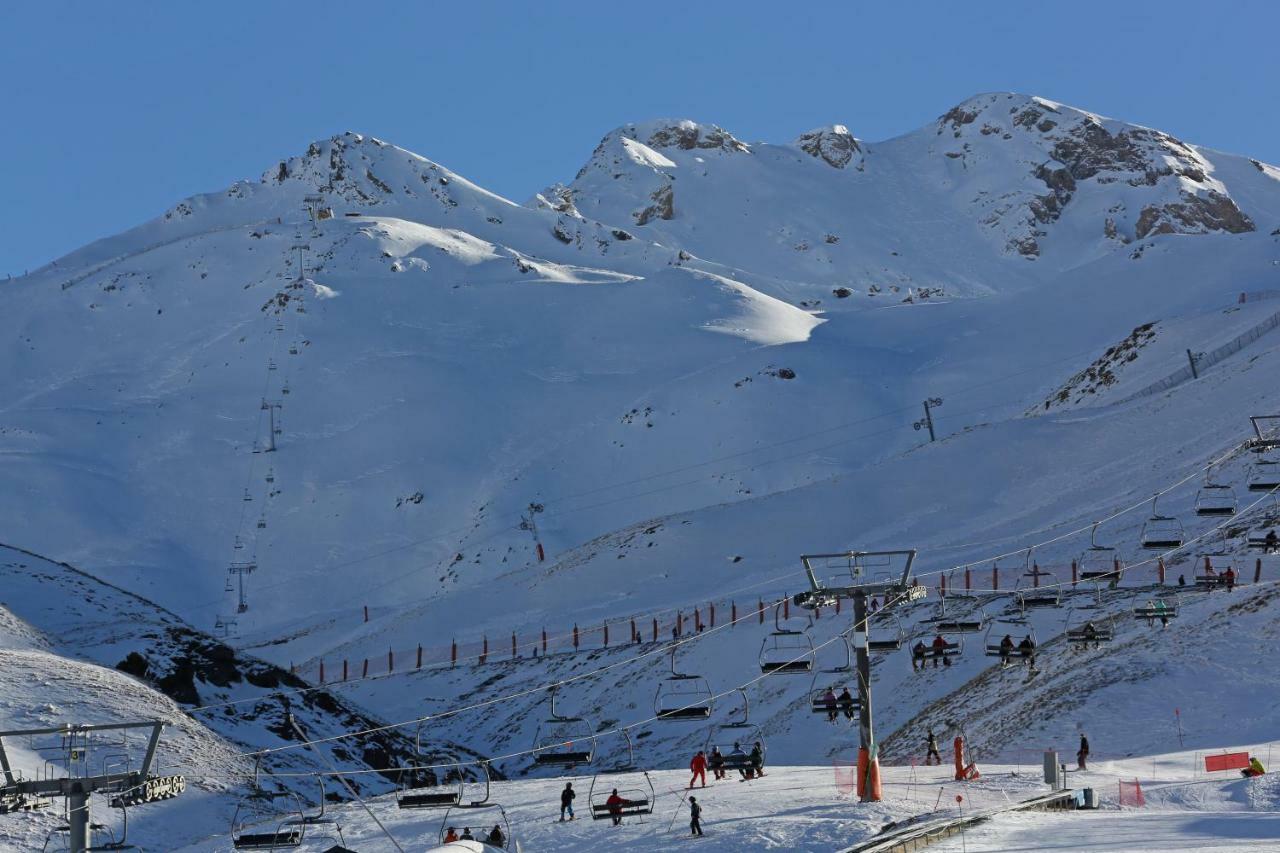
[{"left": 3, "top": 92, "right": 1280, "bottom": 849}]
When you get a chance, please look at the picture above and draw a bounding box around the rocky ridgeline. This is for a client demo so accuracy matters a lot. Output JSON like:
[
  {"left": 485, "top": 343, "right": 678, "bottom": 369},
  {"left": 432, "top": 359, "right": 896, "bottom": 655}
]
[{"left": 1033, "top": 322, "right": 1158, "bottom": 412}]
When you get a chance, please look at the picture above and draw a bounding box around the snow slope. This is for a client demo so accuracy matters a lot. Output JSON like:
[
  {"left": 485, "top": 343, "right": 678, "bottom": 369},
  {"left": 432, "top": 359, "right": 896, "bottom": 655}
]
[{"left": 4, "top": 92, "right": 1280, "bottom": 848}]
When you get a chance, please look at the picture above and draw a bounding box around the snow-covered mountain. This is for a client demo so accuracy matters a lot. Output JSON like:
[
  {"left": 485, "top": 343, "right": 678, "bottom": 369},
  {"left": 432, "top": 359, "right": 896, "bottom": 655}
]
[{"left": 4, "top": 92, "right": 1280, "bottom": 848}]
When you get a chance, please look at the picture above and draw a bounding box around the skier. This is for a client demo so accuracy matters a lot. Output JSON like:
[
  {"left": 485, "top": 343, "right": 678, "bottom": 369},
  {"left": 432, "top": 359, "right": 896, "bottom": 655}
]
[
  {"left": 1077, "top": 734, "right": 1090, "bottom": 770},
  {"left": 689, "top": 795, "right": 704, "bottom": 837},
  {"left": 1177, "top": 573, "right": 1187, "bottom": 587},
  {"left": 1243, "top": 757, "right": 1266, "bottom": 778},
  {"left": 708, "top": 745, "right": 726, "bottom": 780},
  {"left": 911, "top": 640, "right": 927, "bottom": 672},
  {"left": 925, "top": 728, "right": 942, "bottom": 765},
  {"left": 689, "top": 749, "right": 708, "bottom": 788},
  {"left": 749, "top": 741, "right": 766, "bottom": 778},
  {"left": 838, "top": 686, "right": 857, "bottom": 721},
  {"left": 999, "top": 634, "right": 1014, "bottom": 668},
  {"left": 1018, "top": 635, "right": 1036, "bottom": 669},
  {"left": 1223, "top": 566, "right": 1236, "bottom": 591},
  {"left": 728, "top": 742, "right": 749, "bottom": 780},
  {"left": 1154, "top": 598, "right": 1170, "bottom": 628},
  {"left": 931, "top": 634, "right": 951, "bottom": 668},
  {"left": 1266, "top": 530, "right": 1279, "bottom": 554},
  {"left": 486, "top": 824, "right": 505, "bottom": 847},
  {"left": 1082, "top": 621, "right": 1100, "bottom": 649},
  {"left": 559, "top": 781, "right": 576, "bottom": 821},
  {"left": 822, "top": 687, "right": 838, "bottom": 723},
  {"left": 606, "top": 788, "right": 627, "bottom": 825},
  {"left": 443, "top": 827, "right": 459, "bottom": 843}
]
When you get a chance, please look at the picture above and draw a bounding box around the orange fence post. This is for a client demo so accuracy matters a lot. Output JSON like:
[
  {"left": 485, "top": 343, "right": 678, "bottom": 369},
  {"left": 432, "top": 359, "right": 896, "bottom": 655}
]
[
  {"left": 1158, "top": 557, "right": 1165, "bottom": 584},
  {"left": 835, "top": 597, "right": 841, "bottom": 615},
  {"left": 388, "top": 648, "right": 394, "bottom": 672},
  {"left": 451, "top": 640, "right": 457, "bottom": 668},
  {"left": 319, "top": 661, "right": 325, "bottom": 684},
  {"left": 992, "top": 564, "right": 999, "bottom": 591},
  {"left": 631, "top": 618, "right": 637, "bottom": 643},
  {"left": 1255, "top": 558, "right": 1263, "bottom": 584},
  {"left": 940, "top": 575, "right": 947, "bottom": 598},
  {"left": 784, "top": 598, "right": 790, "bottom": 620},
  {"left": 512, "top": 632, "right": 517, "bottom": 658},
  {"left": 1072, "top": 560, "right": 1078, "bottom": 587},
  {"left": 710, "top": 603, "right": 716, "bottom": 628},
  {"left": 542, "top": 629, "right": 547, "bottom": 655},
  {"left": 342, "top": 659, "right": 348, "bottom": 681},
  {"left": 965, "top": 567, "right": 971, "bottom": 592},
  {"left": 416, "top": 645, "right": 423, "bottom": 669},
  {"left": 732, "top": 601, "right": 737, "bottom": 624},
  {"left": 480, "top": 635, "right": 488, "bottom": 664},
  {"left": 362, "top": 658, "right": 369, "bottom": 678},
  {"left": 603, "top": 623, "right": 609, "bottom": 647},
  {"left": 573, "top": 624, "right": 579, "bottom": 650},
  {"left": 758, "top": 599, "right": 765, "bottom": 623},
  {"left": 652, "top": 618, "right": 658, "bottom": 642},
  {"left": 694, "top": 607, "right": 701, "bottom": 632}
]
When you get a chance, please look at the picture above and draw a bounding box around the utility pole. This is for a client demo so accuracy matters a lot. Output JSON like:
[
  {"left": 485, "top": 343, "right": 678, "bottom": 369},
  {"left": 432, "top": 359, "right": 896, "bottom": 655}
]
[
  {"left": 914, "top": 397, "right": 943, "bottom": 442},
  {"left": 261, "top": 399, "right": 282, "bottom": 452},
  {"left": 519, "top": 503, "right": 546, "bottom": 562},
  {"left": 0, "top": 721, "right": 185, "bottom": 853}
]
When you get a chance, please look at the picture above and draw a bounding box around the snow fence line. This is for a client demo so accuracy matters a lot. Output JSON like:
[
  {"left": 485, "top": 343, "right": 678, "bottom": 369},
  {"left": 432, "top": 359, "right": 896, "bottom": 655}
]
[
  {"left": 1116, "top": 305, "right": 1280, "bottom": 406},
  {"left": 844, "top": 789, "right": 1077, "bottom": 853}
]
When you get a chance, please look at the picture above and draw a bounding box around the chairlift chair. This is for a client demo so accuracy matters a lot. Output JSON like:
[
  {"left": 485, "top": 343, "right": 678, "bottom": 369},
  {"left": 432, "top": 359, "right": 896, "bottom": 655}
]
[
  {"left": 808, "top": 659, "right": 859, "bottom": 717},
  {"left": 912, "top": 635, "right": 963, "bottom": 665},
  {"left": 1246, "top": 527, "right": 1279, "bottom": 551},
  {"left": 930, "top": 597, "right": 989, "bottom": 634},
  {"left": 704, "top": 687, "right": 766, "bottom": 774},
  {"left": 397, "top": 725, "right": 464, "bottom": 809},
  {"left": 983, "top": 623, "right": 1037, "bottom": 662},
  {"left": 1065, "top": 611, "right": 1116, "bottom": 646},
  {"left": 1194, "top": 553, "right": 1241, "bottom": 589},
  {"left": 1015, "top": 582, "right": 1062, "bottom": 610},
  {"left": 531, "top": 688, "right": 596, "bottom": 768},
  {"left": 866, "top": 612, "right": 905, "bottom": 653},
  {"left": 284, "top": 778, "right": 346, "bottom": 847},
  {"left": 758, "top": 603, "right": 816, "bottom": 673},
  {"left": 437, "top": 802, "right": 513, "bottom": 850},
  {"left": 1133, "top": 599, "right": 1179, "bottom": 624},
  {"left": 819, "top": 634, "right": 853, "bottom": 673},
  {"left": 655, "top": 646, "right": 713, "bottom": 720},
  {"left": 230, "top": 791, "right": 305, "bottom": 849},
  {"left": 256, "top": 515, "right": 267, "bottom": 530},
  {"left": 587, "top": 730, "right": 654, "bottom": 821},
  {"left": 1140, "top": 494, "right": 1185, "bottom": 549},
  {"left": 1078, "top": 522, "right": 1124, "bottom": 583},
  {"left": 1248, "top": 459, "right": 1280, "bottom": 492},
  {"left": 1195, "top": 484, "right": 1238, "bottom": 516}
]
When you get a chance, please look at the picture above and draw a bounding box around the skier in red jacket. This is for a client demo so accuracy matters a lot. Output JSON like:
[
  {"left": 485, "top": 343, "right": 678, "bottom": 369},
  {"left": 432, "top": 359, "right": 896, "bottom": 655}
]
[{"left": 689, "top": 749, "right": 708, "bottom": 788}]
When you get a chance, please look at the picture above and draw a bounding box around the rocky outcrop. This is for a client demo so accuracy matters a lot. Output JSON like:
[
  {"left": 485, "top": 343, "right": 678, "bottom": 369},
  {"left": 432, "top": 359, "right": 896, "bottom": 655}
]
[
  {"left": 796, "top": 125, "right": 864, "bottom": 169},
  {"left": 642, "top": 120, "right": 750, "bottom": 153},
  {"left": 635, "top": 183, "right": 675, "bottom": 225},
  {"left": 1135, "top": 190, "right": 1255, "bottom": 239}
]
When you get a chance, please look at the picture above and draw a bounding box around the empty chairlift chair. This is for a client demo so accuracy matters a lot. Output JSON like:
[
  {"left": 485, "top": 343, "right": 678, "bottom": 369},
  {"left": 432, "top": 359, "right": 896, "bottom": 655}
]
[
  {"left": 1195, "top": 483, "right": 1238, "bottom": 516},
  {"left": 930, "top": 598, "right": 989, "bottom": 634},
  {"left": 655, "top": 646, "right": 713, "bottom": 721},
  {"left": 1078, "top": 522, "right": 1124, "bottom": 584},
  {"left": 866, "top": 613, "right": 905, "bottom": 653},
  {"left": 284, "top": 778, "right": 346, "bottom": 848},
  {"left": 1248, "top": 456, "right": 1280, "bottom": 492},
  {"left": 588, "top": 730, "right": 654, "bottom": 821},
  {"left": 398, "top": 724, "right": 465, "bottom": 809},
  {"left": 230, "top": 761, "right": 306, "bottom": 850},
  {"left": 1140, "top": 495, "right": 1185, "bottom": 549},
  {"left": 758, "top": 603, "right": 816, "bottom": 674},
  {"left": 531, "top": 687, "right": 596, "bottom": 768}
]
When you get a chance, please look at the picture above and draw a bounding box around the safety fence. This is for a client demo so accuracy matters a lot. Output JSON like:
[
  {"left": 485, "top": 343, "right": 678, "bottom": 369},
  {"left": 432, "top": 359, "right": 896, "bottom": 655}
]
[
  {"left": 289, "top": 555, "right": 1273, "bottom": 685},
  {"left": 1118, "top": 305, "right": 1280, "bottom": 405}
]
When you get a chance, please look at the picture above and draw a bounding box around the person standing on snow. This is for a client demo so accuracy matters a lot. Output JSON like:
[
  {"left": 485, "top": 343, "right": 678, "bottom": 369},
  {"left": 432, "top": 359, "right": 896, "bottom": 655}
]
[
  {"left": 708, "top": 745, "right": 726, "bottom": 780},
  {"left": 1077, "top": 734, "right": 1090, "bottom": 770},
  {"left": 689, "top": 796, "right": 704, "bottom": 836},
  {"left": 559, "top": 781, "right": 576, "bottom": 821},
  {"left": 925, "top": 728, "right": 942, "bottom": 765},
  {"left": 689, "top": 749, "right": 708, "bottom": 788},
  {"left": 749, "top": 741, "right": 766, "bottom": 778}
]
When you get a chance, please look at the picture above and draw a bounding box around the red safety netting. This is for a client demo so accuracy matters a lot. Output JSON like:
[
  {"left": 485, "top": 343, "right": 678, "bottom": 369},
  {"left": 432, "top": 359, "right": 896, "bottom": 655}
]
[{"left": 1118, "top": 779, "right": 1145, "bottom": 807}]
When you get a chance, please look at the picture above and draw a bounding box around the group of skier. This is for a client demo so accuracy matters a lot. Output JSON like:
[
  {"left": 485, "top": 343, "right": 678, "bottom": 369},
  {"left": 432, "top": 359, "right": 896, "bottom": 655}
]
[
  {"left": 442, "top": 824, "right": 505, "bottom": 846},
  {"left": 996, "top": 634, "right": 1037, "bottom": 669},
  {"left": 692, "top": 741, "right": 766, "bottom": 786},
  {"left": 818, "top": 686, "right": 858, "bottom": 722}
]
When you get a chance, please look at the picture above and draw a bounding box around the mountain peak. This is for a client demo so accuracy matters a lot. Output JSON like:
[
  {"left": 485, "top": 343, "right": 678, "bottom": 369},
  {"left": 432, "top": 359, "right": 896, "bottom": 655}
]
[
  {"left": 614, "top": 119, "right": 750, "bottom": 155},
  {"left": 795, "top": 124, "right": 863, "bottom": 169}
]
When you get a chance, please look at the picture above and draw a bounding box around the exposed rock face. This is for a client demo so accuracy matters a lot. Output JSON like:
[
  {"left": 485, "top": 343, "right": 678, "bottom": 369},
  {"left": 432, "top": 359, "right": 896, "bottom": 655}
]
[
  {"left": 531, "top": 182, "right": 580, "bottom": 217},
  {"left": 795, "top": 125, "right": 864, "bottom": 169},
  {"left": 937, "top": 93, "right": 1255, "bottom": 258},
  {"left": 635, "top": 183, "right": 675, "bottom": 225},
  {"left": 641, "top": 120, "right": 750, "bottom": 153}
]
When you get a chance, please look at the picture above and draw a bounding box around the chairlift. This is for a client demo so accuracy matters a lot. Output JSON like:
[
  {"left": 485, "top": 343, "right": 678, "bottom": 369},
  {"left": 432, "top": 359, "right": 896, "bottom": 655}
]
[
  {"left": 819, "top": 634, "right": 853, "bottom": 673},
  {"left": 265, "top": 469, "right": 275, "bottom": 484},
  {"left": 808, "top": 652, "right": 859, "bottom": 718},
  {"left": 911, "top": 634, "right": 963, "bottom": 666},
  {"left": 866, "top": 612, "right": 905, "bottom": 653},
  {"left": 531, "top": 688, "right": 596, "bottom": 768},
  {"left": 437, "top": 802, "right": 513, "bottom": 850},
  {"left": 256, "top": 515, "right": 267, "bottom": 530},
  {"left": 758, "top": 603, "right": 815, "bottom": 673},
  {"left": 1015, "top": 570, "right": 1062, "bottom": 609},
  {"left": 242, "top": 489, "right": 253, "bottom": 503},
  {"left": 1065, "top": 610, "right": 1115, "bottom": 646},
  {"left": 719, "top": 687, "right": 755, "bottom": 729},
  {"left": 1079, "top": 522, "right": 1123, "bottom": 583},
  {"left": 267, "top": 359, "right": 277, "bottom": 372},
  {"left": 1195, "top": 483, "right": 1238, "bottom": 516},
  {"left": 655, "top": 646, "right": 712, "bottom": 720},
  {"left": 982, "top": 623, "right": 1038, "bottom": 664},
  {"left": 1133, "top": 598, "right": 1179, "bottom": 625},
  {"left": 1248, "top": 457, "right": 1280, "bottom": 492},
  {"left": 704, "top": 686, "right": 766, "bottom": 774},
  {"left": 398, "top": 723, "right": 465, "bottom": 809},
  {"left": 289, "top": 342, "right": 299, "bottom": 356},
  {"left": 230, "top": 760, "right": 305, "bottom": 849},
  {"left": 587, "top": 730, "right": 654, "bottom": 821},
  {"left": 43, "top": 801, "right": 140, "bottom": 851},
  {"left": 929, "top": 596, "right": 989, "bottom": 634},
  {"left": 1140, "top": 494, "right": 1185, "bottom": 549},
  {"left": 1246, "top": 527, "right": 1279, "bottom": 552},
  {"left": 284, "top": 778, "right": 346, "bottom": 848},
  {"left": 1193, "top": 552, "right": 1242, "bottom": 589},
  {"left": 281, "top": 381, "right": 291, "bottom": 396}
]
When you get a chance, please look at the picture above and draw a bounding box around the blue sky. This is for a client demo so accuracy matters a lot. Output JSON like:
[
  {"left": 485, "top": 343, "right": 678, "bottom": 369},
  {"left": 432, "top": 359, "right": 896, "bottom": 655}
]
[{"left": 3, "top": 1, "right": 1278, "bottom": 274}]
